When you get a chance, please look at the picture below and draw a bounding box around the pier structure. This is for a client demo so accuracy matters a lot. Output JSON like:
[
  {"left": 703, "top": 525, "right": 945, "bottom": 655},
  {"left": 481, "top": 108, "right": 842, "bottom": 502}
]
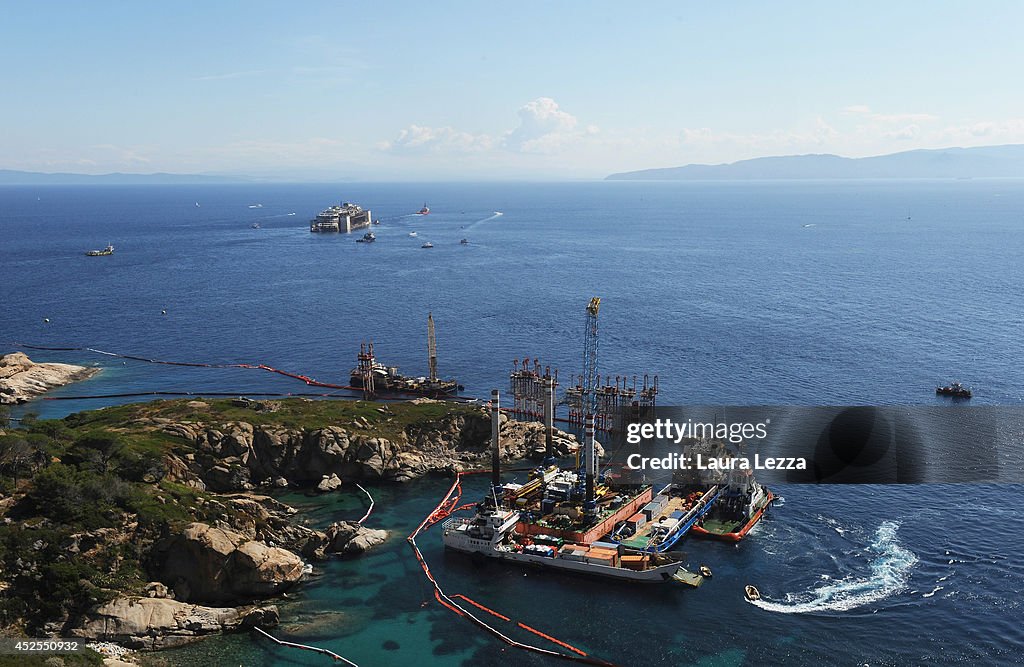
[{"left": 310, "top": 201, "right": 372, "bottom": 232}]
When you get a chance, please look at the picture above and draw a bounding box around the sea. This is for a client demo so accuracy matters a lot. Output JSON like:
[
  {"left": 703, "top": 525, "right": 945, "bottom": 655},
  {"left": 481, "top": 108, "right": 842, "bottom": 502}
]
[{"left": 2, "top": 180, "right": 1023, "bottom": 666}]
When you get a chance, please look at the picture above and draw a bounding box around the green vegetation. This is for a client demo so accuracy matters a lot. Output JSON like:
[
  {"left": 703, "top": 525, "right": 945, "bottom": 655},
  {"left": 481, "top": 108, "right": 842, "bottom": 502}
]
[
  {"left": 0, "top": 397, "right": 474, "bottom": 636},
  {"left": 64, "top": 396, "right": 477, "bottom": 440},
  {"left": 0, "top": 651, "right": 105, "bottom": 667}
]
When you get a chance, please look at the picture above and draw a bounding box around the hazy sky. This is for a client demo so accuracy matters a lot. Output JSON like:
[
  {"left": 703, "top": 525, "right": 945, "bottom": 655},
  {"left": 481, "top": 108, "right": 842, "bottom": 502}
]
[{"left": 3, "top": 1, "right": 1023, "bottom": 179}]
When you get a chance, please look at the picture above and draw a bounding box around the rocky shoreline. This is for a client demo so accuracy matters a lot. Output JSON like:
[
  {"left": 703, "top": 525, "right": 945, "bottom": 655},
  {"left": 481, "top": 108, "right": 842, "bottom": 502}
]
[
  {"left": 152, "top": 398, "right": 586, "bottom": 491},
  {"left": 0, "top": 397, "right": 581, "bottom": 658},
  {"left": 0, "top": 351, "right": 100, "bottom": 404}
]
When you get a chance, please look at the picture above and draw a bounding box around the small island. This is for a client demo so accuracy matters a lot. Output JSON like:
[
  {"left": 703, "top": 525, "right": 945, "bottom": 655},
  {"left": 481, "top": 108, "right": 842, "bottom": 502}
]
[{"left": 0, "top": 352, "right": 100, "bottom": 404}]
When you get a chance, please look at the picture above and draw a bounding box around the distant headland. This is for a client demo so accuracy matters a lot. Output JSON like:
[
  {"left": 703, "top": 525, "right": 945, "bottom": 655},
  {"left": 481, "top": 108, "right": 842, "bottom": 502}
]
[
  {"left": 606, "top": 144, "right": 1024, "bottom": 181},
  {"left": 0, "top": 169, "right": 248, "bottom": 185}
]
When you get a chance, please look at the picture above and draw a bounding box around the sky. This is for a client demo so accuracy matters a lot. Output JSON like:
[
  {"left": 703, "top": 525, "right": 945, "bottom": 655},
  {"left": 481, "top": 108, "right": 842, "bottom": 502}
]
[{"left": 2, "top": 1, "right": 1023, "bottom": 180}]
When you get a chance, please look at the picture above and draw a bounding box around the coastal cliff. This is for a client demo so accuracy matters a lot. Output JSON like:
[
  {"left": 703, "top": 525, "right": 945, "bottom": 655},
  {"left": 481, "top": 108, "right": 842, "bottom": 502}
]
[
  {"left": 0, "top": 397, "right": 579, "bottom": 654},
  {"left": 0, "top": 352, "right": 100, "bottom": 404}
]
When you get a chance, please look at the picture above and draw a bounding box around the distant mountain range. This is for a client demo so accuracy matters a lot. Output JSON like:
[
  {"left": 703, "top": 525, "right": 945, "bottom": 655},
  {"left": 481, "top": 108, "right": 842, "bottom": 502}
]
[
  {"left": 606, "top": 144, "right": 1024, "bottom": 180},
  {"left": 0, "top": 170, "right": 247, "bottom": 185}
]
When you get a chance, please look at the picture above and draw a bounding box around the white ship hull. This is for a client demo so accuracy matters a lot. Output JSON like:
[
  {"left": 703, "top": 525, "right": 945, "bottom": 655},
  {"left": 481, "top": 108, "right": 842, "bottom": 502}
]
[{"left": 442, "top": 514, "right": 683, "bottom": 583}]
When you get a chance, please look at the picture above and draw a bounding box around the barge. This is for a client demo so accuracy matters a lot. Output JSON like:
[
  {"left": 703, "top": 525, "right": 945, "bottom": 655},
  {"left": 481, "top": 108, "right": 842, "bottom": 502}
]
[
  {"left": 442, "top": 390, "right": 706, "bottom": 585},
  {"left": 350, "top": 315, "right": 461, "bottom": 398}
]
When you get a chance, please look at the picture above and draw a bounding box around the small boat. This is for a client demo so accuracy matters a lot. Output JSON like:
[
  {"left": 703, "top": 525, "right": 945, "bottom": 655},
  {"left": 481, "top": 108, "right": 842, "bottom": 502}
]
[
  {"left": 287, "top": 212, "right": 296, "bottom": 216},
  {"left": 409, "top": 231, "right": 418, "bottom": 237},
  {"left": 699, "top": 565, "right": 713, "bottom": 578},
  {"left": 421, "top": 241, "right": 433, "bottom": 248},
  {"left": 417, "top": 203, "right": 430, "bottom": 215},
  {"left": 745, "top": 585, "right": 760, "bottom": 601},
  {"left": 251, "top": 223, "right": 260, "bottom": 229},
  {"left": 356, "top": 232, "right": 376, "bottom": 243},
  {"left": 85, "top": 244, "right": 114, "bottom": 256},
  {"left": 460, "top": 238, "right": 469, "bottom": 245},
  {"left": 248, "top": 203, "right": 263, "bottom": 209},
  {"left": 936, "top": 381, "right": 971, "bottom": 398},
  {"left": 373, "top": 219, "right": 381, "bottom": 225},
  {"left": 195, "top": 202, "right": 200, "bottom": 207}
]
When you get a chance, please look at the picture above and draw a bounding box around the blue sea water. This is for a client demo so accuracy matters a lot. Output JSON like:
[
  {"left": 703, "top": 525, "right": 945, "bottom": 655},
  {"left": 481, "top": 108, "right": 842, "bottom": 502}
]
[{"left": 2, "top": 180, "right": 1024, "bottom": 665}]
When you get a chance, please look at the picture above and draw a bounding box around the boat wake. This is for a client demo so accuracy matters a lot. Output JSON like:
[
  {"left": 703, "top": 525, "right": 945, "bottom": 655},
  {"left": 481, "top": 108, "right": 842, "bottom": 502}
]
[
  {"left": 464, "top": 212, "right": 503, "bottom": 231},
  {"left": 749, "top": 521, "right": 917, "bottom": 614}
]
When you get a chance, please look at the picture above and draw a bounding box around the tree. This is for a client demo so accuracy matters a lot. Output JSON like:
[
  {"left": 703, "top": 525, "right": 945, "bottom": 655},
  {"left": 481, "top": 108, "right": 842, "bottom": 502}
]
[
  {"left": 0, "top": 437, "right": 35, "bottom": 488},
  {"left": 71, "top": 433, "right": 126, "bottom": 475}
]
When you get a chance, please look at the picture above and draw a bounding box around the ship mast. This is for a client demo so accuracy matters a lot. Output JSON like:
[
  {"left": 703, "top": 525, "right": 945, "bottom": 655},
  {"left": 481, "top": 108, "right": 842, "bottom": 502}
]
[{"left": 427, "top": 312, "right": 438, "bottom": 382}]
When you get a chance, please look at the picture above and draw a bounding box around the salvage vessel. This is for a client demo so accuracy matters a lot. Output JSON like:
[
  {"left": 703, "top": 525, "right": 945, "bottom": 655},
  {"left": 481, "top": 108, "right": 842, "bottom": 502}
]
[
  {"left": 674, "top": 438, "right": 774, "bottom": 542},
  {"left": 442, "top": 390, "right": 707, "bottom": 584},
  {"left": 350, "top": 314, "right": 461, "bottom": 398},
  {"left": 85, "top": 244, "right": 114, "bottom": 256}
]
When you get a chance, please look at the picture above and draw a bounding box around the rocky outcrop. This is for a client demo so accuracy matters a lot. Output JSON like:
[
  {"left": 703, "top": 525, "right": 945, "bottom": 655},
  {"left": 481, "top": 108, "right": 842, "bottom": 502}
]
[
  {"left": 150, "top": 523, "right": 304, "bottom": 604},
  {"left": 0, "top": 352, "right": 100, "bottom": 404},
  {"left": 325, "top": 520, "right": 388, "bottom": 554},
  {"left": 316, "top": 473, "right": 342, "bottom": 492},
  {"left": 154, "top": 409, "right": 581, "bottom": 492},
  {"left": 71, "top": 596, "right": 278, "bottom": 650}
]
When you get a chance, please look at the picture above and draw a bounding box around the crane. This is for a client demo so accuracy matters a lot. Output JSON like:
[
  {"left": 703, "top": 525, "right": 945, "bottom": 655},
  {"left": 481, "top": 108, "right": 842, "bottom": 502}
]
[
  {"left": 427, "top": 312, "right": 438, "bottom": 382},
  {"left": 581, "top": 297, "right": 600, "bottom": 513}
]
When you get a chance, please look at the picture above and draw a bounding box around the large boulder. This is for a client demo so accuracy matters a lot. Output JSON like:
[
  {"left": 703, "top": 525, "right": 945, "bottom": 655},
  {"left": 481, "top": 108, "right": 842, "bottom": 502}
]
[
  {"left": 325, "top": 521, "right": 388, "bottom": 554},
  {"left": 316, "top": 473, "right": 342, "bottom": 492},
  {"left": 152, "top": 523, "right": 304, "bottom": 604},
  {"left": 70, "top": 596, "right": 278, "bottom": 650}
]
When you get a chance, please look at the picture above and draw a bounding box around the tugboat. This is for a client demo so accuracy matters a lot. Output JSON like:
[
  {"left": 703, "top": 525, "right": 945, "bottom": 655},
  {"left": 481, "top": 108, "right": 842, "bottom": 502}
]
[
  {"left": 417, "top": 203, "right": 430, "bottom": 215},
  {"left": 936, "top": 381, "right": 972, "bottom": 398},
  {"left": 421, "top": 241, "right": 433, "bottom": 248},
  {"left": 356, "top": 232, "right": 376, "bottom": 243},
  {"left": 675, "top": 439, "right": 773, "bottom": 542},
  {"left": 85, "top": 244, "right": 115, "bottom": 256}
]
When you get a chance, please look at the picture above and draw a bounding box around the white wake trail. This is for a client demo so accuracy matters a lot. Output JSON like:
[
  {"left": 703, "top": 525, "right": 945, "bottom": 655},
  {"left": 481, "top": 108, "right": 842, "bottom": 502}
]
[{"left": 750, "top": 521, "right": 917, "bottom": 614}]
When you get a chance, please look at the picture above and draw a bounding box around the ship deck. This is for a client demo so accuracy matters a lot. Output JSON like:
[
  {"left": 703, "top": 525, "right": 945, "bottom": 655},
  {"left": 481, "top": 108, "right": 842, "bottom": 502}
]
[{"left": 617, "top": 494, "right": 693, "bottom": 550}]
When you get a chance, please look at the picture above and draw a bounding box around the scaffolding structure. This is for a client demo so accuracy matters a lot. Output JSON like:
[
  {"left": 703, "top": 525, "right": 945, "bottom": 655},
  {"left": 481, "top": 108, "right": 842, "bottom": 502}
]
[
  {"left": 357, "top": 342, "right": 376, "bottom": 398},
  {"left": 508, "top": 358, "right": 558, "bottom": 421},
  {"left": 564, "top": 373, "right": 659, "bottom": 430}
]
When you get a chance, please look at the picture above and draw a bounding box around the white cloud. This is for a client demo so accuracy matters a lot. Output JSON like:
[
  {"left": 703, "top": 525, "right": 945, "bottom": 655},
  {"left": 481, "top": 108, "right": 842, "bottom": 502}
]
[
  {"left": 503, "top": 97, "right": 584, "bottom": 153},
  {"left": 842, "top": 105, "right": 937, "bottom": 124},
  {"left": 382, "top": 97, "right": 596, "bottom": 158},
  {"left": 679, "top": 116, "right": 840, "bottom": 156},
  {"left": 937, "top": 118, "right": 1024, "bottom": 144},
  {"left": 885, "top": 124, "right": 921, "bottom": 140},
  {"left": 380, "top": 125, "right": 494, "bottom": 154}
]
